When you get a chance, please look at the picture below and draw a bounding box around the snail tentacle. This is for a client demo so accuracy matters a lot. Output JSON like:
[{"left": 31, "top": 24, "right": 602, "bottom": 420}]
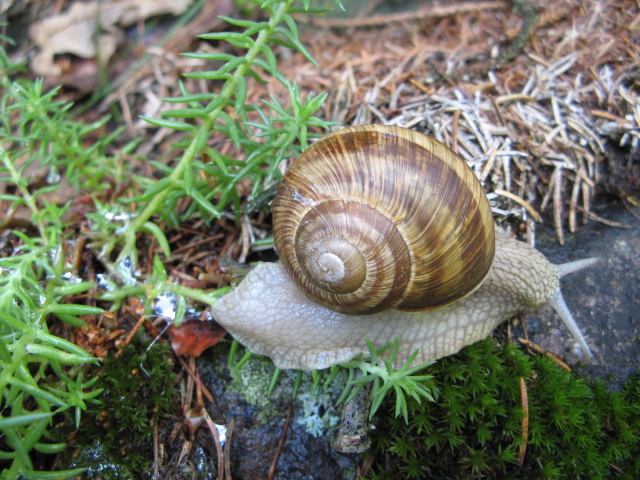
[
  {"left": 555, "top": 257, "right": 601, "bottom": 277},
  {"left": 546, "top": 258, "right": 600, "bottom": 358},
  {"left": 547, "top": 288, "right": 593, "bottom": 358}
]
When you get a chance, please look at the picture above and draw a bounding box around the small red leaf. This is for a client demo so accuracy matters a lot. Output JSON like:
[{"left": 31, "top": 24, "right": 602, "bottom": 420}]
[{"left": 168, "top": 319, "right": 227, "bottom": 357}]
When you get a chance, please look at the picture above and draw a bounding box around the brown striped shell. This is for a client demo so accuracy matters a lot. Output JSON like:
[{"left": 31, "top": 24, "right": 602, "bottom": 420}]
[{"left": 272, "top": 124, "right": 495, "bottom": 315}]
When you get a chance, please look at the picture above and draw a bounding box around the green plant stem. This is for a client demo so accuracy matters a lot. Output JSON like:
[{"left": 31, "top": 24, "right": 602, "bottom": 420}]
[
  {"left": 164, "top": 283, "right": 230, "bottom": 306},
  {"left": 0, "top": 334, "right": 34, "bottom": 398},
  {"left": 116, "top": 0, "right": 296, "bottom": 265},
  {"left": 97, "top": 277, "right": 229, "bottom": 312},
  {"left": 0, "top": 147, "right": 47, "bottom": 238},
  {"left": 32, "top": 102, "right": 93, "bottom": 189}
]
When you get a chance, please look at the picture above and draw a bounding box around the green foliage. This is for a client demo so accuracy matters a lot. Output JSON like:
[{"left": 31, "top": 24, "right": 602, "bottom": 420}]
[
  {"left": 364, "top": 339, "right": 640, "bottom": 479},
  {"left": 0, "top": 34, "right": 104, "bottom": 479},
  {"left": 115, "top": 0, "right": 341, "bottom": 265},
  {"left": 69, "top": 339, "right": 176, "bottom": 475},
  {"left": 322, "top": 338, "right": 437, "bottom": 423},
  {"left": 0, "top": 71, "right": 127, "bottom": 198}
]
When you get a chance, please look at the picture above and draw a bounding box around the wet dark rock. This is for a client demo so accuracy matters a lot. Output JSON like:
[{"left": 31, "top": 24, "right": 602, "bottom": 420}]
[
  {"left": 70, "top": 441, "right": 136, "bottom": 480},
  {"left": 198, "top": 347, "right": 357, "bottom": 480},
  {"left": 524, "top": 199, "right": 640, "bottom": 389}
]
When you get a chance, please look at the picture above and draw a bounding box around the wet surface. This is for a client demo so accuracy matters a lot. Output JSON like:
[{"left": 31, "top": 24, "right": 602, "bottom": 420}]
[
  {"left": 197, "top": 345, "right": 357, "bottom": 480},
  {"left": 523, "top": 199, "right": 640, "bottom": 389}
]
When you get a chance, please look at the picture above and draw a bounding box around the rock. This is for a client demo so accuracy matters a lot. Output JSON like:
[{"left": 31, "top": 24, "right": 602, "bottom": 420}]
[{"left": 525, "top": 199, "right": 640, "bottom": 389}]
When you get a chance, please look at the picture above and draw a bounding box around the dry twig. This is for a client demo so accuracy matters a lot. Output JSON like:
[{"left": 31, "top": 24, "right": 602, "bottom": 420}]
[
  {"left": 517, "top": 377, "right": 529, "bottom": 465},
  {"left": 268, "top": 406, "right": 293, "bottom": 480},
  {"left": 295, "top": 1, "right": 509, "bottom": 28}
]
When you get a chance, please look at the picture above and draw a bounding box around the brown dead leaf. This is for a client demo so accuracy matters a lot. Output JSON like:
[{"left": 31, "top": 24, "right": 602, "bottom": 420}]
[
  {"left": 168, "top": 319, "right": 227, "bottom": 357},
  {"left": 29, "top": 0, "right": 191, "bottom": 77}
]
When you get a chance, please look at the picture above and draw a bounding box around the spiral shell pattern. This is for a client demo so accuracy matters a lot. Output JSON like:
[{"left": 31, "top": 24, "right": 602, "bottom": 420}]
[{"left": 272, "top": 125, "right": 495, "bottom": 315}]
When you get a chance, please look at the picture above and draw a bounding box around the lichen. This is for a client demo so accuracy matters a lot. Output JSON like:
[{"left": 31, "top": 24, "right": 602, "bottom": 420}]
[
  {"left": 297, "top": 392, "right": 341, "bottom": 438},
  {"left": 229, "top": 355, "right": 285, "bottom": 411},
  {"left": 229, "top": 351, "right": 348, "bottom": 436}
]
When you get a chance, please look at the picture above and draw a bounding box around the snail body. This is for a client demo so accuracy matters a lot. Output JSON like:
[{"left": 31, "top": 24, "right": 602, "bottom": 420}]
[{"left": 211, "top": 125, "right": 598, "bottom": 371}]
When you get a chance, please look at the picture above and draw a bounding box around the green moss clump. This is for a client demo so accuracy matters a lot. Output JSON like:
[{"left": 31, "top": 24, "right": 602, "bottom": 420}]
[
  {"left": 69, "top": 338, "right": 177, "bottom": 477},
  {"left": 365, "top": 339, "right": 640, "bottom": 479}
]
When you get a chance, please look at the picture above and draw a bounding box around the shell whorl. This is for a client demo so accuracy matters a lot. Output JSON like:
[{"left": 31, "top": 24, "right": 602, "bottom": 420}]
[{"left": 272, "top": 125, "right": 495, "bottom": 315}]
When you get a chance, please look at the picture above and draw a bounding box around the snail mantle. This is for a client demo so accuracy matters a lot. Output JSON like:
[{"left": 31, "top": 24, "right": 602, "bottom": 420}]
[{"left": 211, "top": 125, "right": 599, "bottom": 371}]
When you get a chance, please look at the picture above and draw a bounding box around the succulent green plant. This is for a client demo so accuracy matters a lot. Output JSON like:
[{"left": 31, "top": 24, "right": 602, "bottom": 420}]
[
  {"left": 322, "top": 338, "right": 437, "bottom": 423},
  {"left": 112, "top": 0, "right": 342, "bottom": 266},
  {"left": 0, "top": 33, "right": 104, "bottom": 480}
]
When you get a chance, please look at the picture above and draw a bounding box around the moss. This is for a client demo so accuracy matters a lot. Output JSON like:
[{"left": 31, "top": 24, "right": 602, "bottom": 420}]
[
  {"left": 67, "top": 337, "right": 177, "bottom": 477},
  {"left": 365, "top": 338, "right": 640, "bottom": 479},
  {"left": 71, "top": 441, "right": 137, "bottom": 480}
]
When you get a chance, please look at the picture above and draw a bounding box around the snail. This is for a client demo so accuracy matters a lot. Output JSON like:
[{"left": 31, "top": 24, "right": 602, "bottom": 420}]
[{"left": 211, "top": 125, "right": 599, "bottom": 371}]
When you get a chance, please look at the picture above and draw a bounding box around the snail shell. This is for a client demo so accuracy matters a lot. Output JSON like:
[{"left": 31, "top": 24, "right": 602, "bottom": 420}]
[{"left": 272, "top": 125, "right": 495, "bottom": 314}]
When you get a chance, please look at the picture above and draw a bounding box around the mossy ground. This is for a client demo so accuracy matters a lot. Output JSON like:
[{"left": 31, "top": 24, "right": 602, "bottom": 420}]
[
  {"left": 59, "top": 337, "right": 178, "bottom": 478},
  {"left": 363, "top": 338, "right": 640, "bottom": 479},
  {"left": 48, "top": 334, "right": 639, "bottom": 479}
]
